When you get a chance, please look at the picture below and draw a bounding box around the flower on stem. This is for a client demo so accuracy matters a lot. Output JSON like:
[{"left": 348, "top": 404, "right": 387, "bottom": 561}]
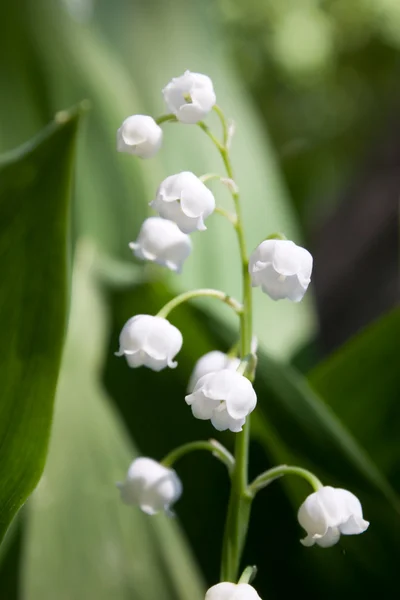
[
  {"left": 187, "top": 350, "right": 240, "bottom": 393},
  {"left": 150, "top": 171, "right": 215, "bottom": 233},
  {"left": 298, "top": 486, "right": 369, "bottom": 547},
  {"left": 129, "top": 217, "right": 192, "bottom": 273},
  {"left": 185, "top": 370, "right": 257, "bottom": 432},
  {"left": 205, "top": 583, "right": 262, "bottom": 600},
  {"left": 117, "top": 115, "right": 162, "bottom": 158},
  {"left": 163, "top": 70, "right": 216, "bottom": 124},
  {"left": 249, "top": 239, "right": 312, "bottom": 302},
  {"left": 115, "top": 315, "right": 182, "bottom": 371},
  {"left": 117, "top": 457, "right": 182, "bottom": 515}
]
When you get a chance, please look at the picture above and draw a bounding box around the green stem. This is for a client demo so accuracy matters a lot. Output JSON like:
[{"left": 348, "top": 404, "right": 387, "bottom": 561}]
[
  {"left": 161, "top": 440, "right": 235, "bottom": 474},
  {"left": 155, "top": 113, "right": 177, "bottom": 125},
  {"left": 248, "top": 465, "right": 323, "bottom": 496},
  {"left": 201, "top": 110, "right": 254, "bottom": 583},
  {"left": 238, "top": 565, "right": 258, "bottom": 585},
  {"left": 156, "top": 288, "right": 243, "bottom": 319}
]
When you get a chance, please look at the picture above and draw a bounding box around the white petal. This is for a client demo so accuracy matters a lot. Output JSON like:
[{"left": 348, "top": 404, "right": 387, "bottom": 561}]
[
  {"left": 314, "top": 526, "right": 341, "bottom": 548},
  {"left": 211, "top": 404, "right": 245, "bottom": 433},
  {"left": 129, "top": 217, "right": 191, "bottom": 272},
  {"left": 210, "top": 403, "right": 231, "bottom": 431},
  {"left": 340, "top": 515, "right": 369, "bottom": 535},
  {"left": 187, "top": 351, "right": 239, "bottom": 393},
  {"left": 117, "top": 115, "right": 162, "bottom": 158},
  {"left": 163, "top": 71, "right": 216, "bottom": 124},
  {"left": 180, "top": 180, "right": 215, "bottom": 219},
  {"left": 205, "top": 582, "right": 237, "bottom": 600},
  {"left": 200, "top": 369, "right": 238, "bottom": 401},
  {"left": 298, "top": 487, "right": 335, "bottom": 537},
  {"left": 205, "top": 582, "right": 261, "bottom": 600},
  {"left": 271, "top": 240, "right": 302, "bottom": 276},
  {"left": 117, "top": 315, "right": 182, "bottom": 371},
  {"left": 224, "top": 374, "right": 257, "bottom": 420},
  {"left": 186, "top": 392, "right": 219, "bottom": 419}
]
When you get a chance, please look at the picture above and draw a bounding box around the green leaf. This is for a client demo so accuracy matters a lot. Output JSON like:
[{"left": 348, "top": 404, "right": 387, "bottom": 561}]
[
  {"left": 309, "top": 307, "right": 400, "bottom": 483},
  {"left": 0, "top": 107, "right": 83, "bottom": 543},
  {"left": 22, "top": 251, "right": 204, "bottom": 600}
]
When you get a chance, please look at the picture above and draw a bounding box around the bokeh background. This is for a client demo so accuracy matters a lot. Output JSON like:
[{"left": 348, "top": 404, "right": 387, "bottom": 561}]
[{"left": 0, "top": 0, "right": 399, "bottom": 598}]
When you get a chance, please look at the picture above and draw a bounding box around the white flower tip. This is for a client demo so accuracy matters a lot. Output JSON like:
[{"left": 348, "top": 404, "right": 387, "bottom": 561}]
[
  {"left": 163, "top": 71, "right": 216, "bottom": 124},
  {"left": 116, "top": 115, "right": 162, "bottom": 158}
]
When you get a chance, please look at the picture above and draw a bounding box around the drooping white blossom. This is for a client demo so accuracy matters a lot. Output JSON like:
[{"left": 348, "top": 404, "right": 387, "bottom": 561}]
[
  {"left": 249, "top": 239, "right": 312, "bottom": 302},
  {"left": 150, "top": 171, "right": 215, "bottom": 233},
  {"left": 205, "top": 582, "right": 262, "bottom": 600},
  {"left": 117, "top": 115, "right": 162, "bottom": 158},
  {"left": 129, "top": 217, "right": 192, "bottom": 273},
  {"left": 163, "top": 70, "right": 216, "bottom": 124},
  {"left": 185, "top": 370, "right": 257, "bottom": 432},
  {"left": 117, "top": 457, "right": 182, "bottom": 515},
  {"left": 187, "top": 351, "right": 240, "bottom": 393},
  {"left": 298, "top": 486, "right": 369, "bottom": 548},
  {"left": 115, "top": 315, "right": 182, "bottom": 371}
]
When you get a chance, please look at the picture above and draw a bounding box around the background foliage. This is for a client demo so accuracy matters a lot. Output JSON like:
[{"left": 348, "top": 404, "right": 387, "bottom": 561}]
[{"left": 0, "top": 0, "right": 398, "bottom": 599}]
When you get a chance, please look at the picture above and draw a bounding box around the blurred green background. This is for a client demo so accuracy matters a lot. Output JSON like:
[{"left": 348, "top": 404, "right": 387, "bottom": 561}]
[{"left": 0, "top": 0, "right": 399, "bottom": 598}]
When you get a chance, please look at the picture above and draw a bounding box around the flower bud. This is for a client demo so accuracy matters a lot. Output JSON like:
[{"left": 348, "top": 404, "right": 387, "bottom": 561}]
[
  {"left": 117, "top": 457, "right": 182, "bottom": 515},
  {"left": 185, "top": 370, "right": 257, "bottom": 432},
  {"left": 163, "top": 70, "right": 216, "bottom": 124},
  {"left": 249, "top": 239, "right": 312, "bottom": 302},
  {"left": 205, "top": 582, "right": 262, "bottom": 600},
  {"left": 150, "top": 171, "right": 215, "bottom": 233},
  {"left": 129, "top": 217, "right": 192, "bottom": 273},
  {"left": 115, "top": 315, "right": 183, "bottom": 371},
  {"left": 187, "top": 351, "right": 240, "bottom": 393},
  {"left": 117, "top": 115, "right": 162, "bottom": 158},
  {"left": 298, "top": 486, "right": 369, "bottom": 548}
]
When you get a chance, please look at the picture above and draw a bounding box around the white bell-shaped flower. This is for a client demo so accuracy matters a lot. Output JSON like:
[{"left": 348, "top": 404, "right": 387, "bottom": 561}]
[
  {"left": 129, "top": 217, "right": 192, "bottom": 273},
  {"left": 187, "top": 351, "right": 240, "bottom": 393},
  {"left": 298, "top": 486, "right": 369, "bottom": 548},
  {"left": 117, "top": 115, "right": 162, "bottom": 158},
  {"left": 150, "top": 171, "right": 215, "bottom": 233},
  {"left": 163, "top": 70, "right": 216, "bottom": 124},
  {"left": 115, "top": 315, "right": 183, "bottom": 371},
  {"left": 117, "top": 457, "right": 182, "bottom": 515},
  {"left": 205, "top": 582, "right": 262, "bottom": 600},
  {"left": 249, "top": 239, "right": 313, "bottom": 302},
  {"left": 185, "top": 370, "right": 257, "bottom": 433}
]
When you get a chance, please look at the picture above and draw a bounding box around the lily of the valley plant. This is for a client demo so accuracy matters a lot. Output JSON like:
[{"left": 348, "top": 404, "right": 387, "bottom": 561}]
[{"left": 115, "top": 70, "right": 369, "bottom": 598}]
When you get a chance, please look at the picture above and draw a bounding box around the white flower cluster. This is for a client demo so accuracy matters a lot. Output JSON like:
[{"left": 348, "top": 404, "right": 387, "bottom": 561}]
[
  {"left": 114, "top": 71, "right": 368, "bottom": 563},
  {"left": 117, "top": 71, "right": 217, "bottom": 274}
]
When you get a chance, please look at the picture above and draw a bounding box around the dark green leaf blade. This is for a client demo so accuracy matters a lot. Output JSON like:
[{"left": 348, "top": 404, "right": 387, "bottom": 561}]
[{"left": 0, "top": 107, "right": 83, "bottom": 542}]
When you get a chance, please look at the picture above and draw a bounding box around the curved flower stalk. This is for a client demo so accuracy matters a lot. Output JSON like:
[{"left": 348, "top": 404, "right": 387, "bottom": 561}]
[{"left": 114, "top": 70, "right": 369, "bottom": 591}]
